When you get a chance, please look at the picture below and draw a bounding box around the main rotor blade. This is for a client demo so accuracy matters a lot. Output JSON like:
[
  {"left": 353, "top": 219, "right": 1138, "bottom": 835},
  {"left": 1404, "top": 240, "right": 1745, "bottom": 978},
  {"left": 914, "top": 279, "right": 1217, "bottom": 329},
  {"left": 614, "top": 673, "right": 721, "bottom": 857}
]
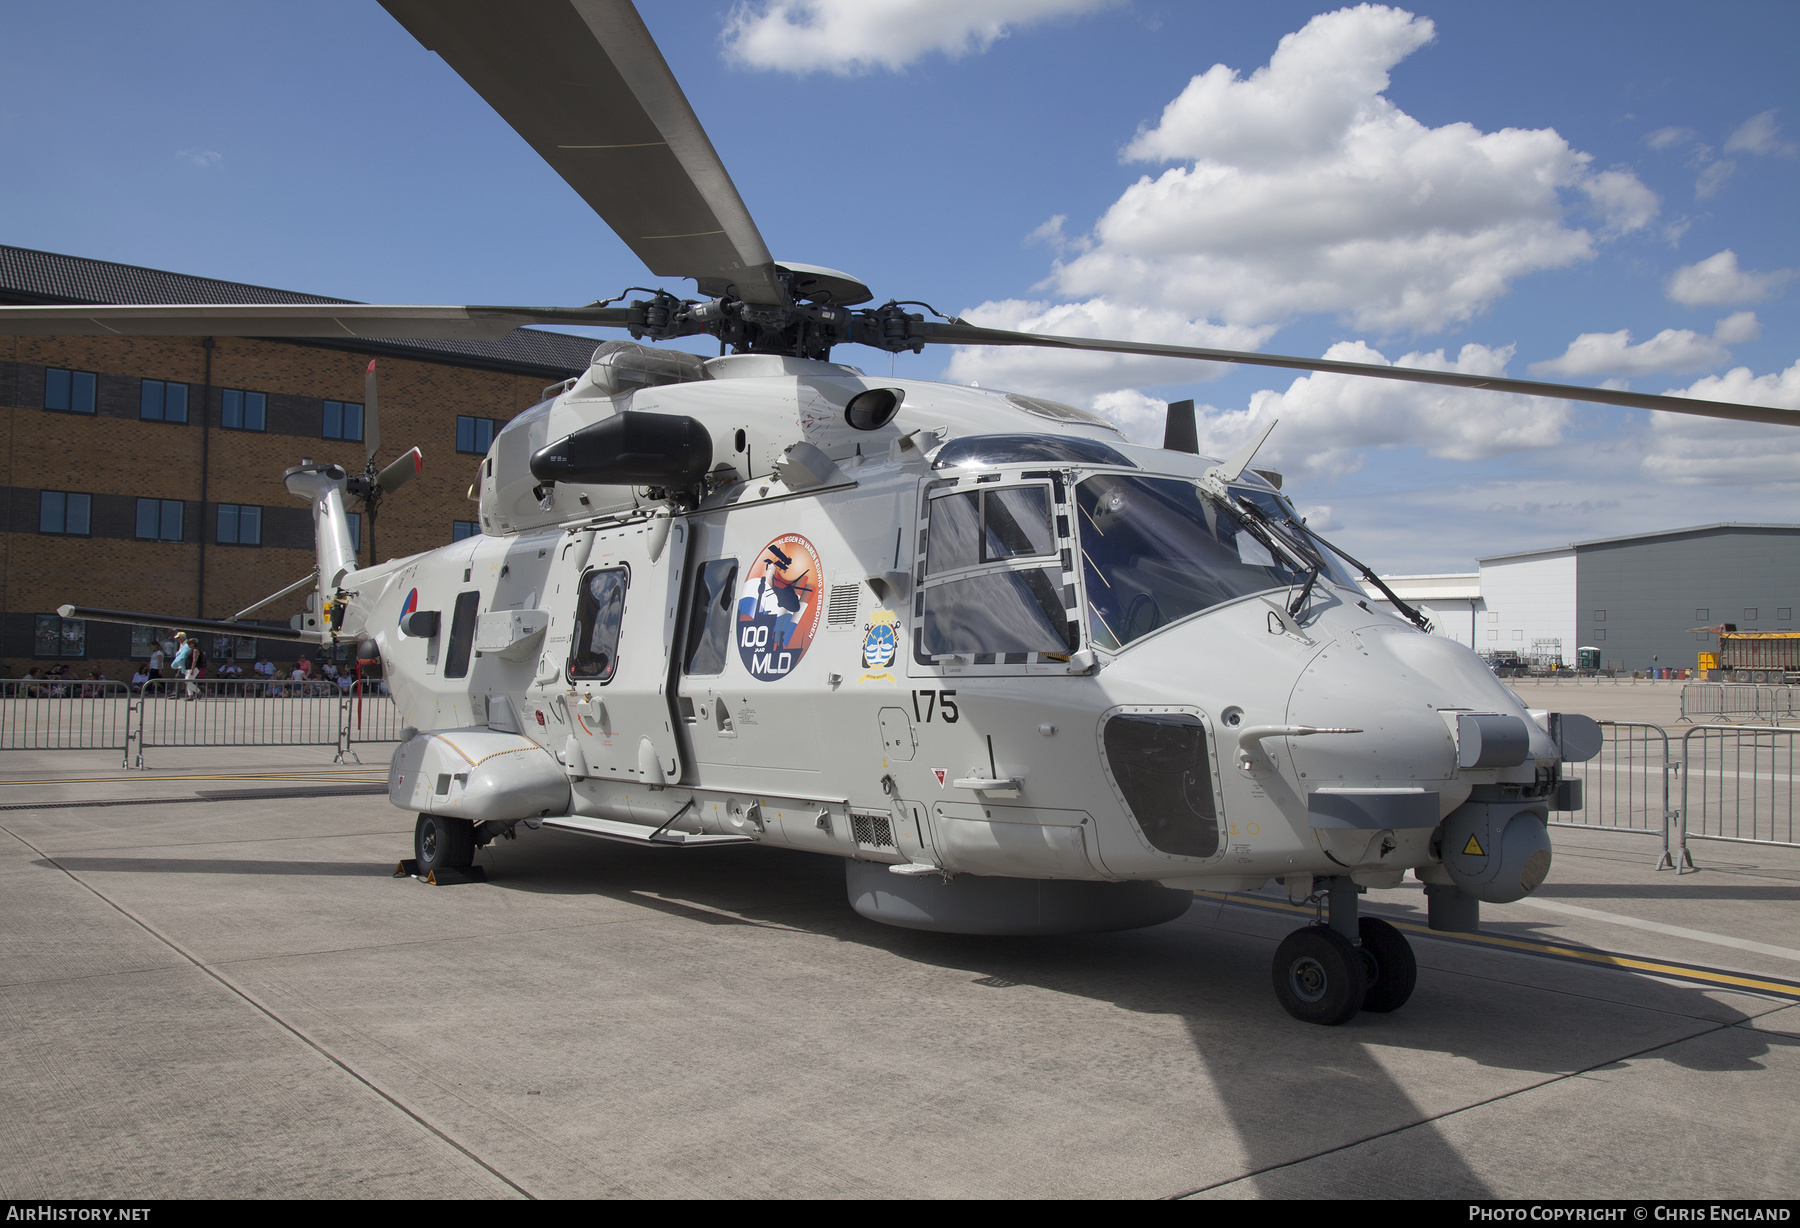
[
  {"left": 0, "top": 303, "right": 633, "bottom": 339},
  {"left": 380, "top": 0, "right": 784, "bottom": 306},
  {"left": 915, "top": 322, "right": 1798, "bottom": 428}
]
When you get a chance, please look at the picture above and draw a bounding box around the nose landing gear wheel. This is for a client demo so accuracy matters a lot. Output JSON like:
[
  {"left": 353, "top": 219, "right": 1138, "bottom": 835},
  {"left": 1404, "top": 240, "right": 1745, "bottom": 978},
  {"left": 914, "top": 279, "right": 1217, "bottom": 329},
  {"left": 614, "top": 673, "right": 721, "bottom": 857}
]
[
  {"left": 1272, "top": 925, "right": 1366, "bottom": 1025},
  {"left": 1355, "top": 916, "right": 1417, "bottom": 1013},
  {"left": 415, "top": 813, "right": 475, "bottom": 873}
]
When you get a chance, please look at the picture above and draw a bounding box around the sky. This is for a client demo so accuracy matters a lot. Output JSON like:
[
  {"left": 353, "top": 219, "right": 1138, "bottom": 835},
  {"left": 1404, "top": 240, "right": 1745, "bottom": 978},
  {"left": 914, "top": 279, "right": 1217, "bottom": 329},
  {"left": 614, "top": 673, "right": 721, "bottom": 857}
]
[{"left": 2, "top": 0, "right": 1797, "bottom": 574}]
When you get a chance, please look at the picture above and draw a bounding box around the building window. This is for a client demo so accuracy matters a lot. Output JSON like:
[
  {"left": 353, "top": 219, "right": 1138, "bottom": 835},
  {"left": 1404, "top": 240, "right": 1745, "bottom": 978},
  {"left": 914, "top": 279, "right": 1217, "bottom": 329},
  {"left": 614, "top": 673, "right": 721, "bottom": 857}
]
[
  {"left": 130, "top": 626, "right": 161, "bottom": 659},
  {"left": 1512, "top": 629, "right": 1524, "bottom": 640},
  {"left": 43, "top": 367, "right": 97, "bottom": 414},
  {"left": 39, "top": 491, "right": 92, "bottom": 535},
  {"left": 136, "top": 498, "right": 184, "bottom": 542},
  {"left": 1696, "top": 608, "right": 1709, "bottom": 621},
  {"left": 140, "top": 379, "right": 189, "bottom": 423},
  {"left": 346, "top": 512, "right": 361, "bottom": 551},
  {"left": 1486, "top": 611, "right": 1498, "bottom": 623},
  {"left": 456, "top": 416, "right": 496, "bottom": 454},
  {"left": 323, "top": 400, "right": 364, "bottom": 441},
  {"left": 221, "top": 388, "right": 267, "bottom": 431},
  {"left": 1593, "top": 610, "right": 1605, "bottom": 622},
  {"left": 1744, "top": 608, "right": 1758, "bottom": 621},
  {"left": 210, "top": 634, "right": 257, "bottom": 662},
  {"left": 1780, "top": 608, "right": 1793, "bottom": 621},
  {"left": 1595, "top": 629, "right": 1606, "bottom": 641},
  {"left": 34, "top": 614, "right": 86, "bottom": 658},
  {"left": 1486, "top": 629, "right": 1497, "bottom": 640},
  {"left": 452, "top": 520, "right": 479, "bottom": 541},
  {"left": 216, "top": 504, "right": 262, "bottom": 545}
]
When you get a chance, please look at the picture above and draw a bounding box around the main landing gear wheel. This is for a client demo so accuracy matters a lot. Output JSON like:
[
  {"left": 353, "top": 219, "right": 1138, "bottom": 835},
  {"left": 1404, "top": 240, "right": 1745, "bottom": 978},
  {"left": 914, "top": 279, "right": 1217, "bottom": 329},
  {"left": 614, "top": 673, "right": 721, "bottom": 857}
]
[
  {"left": 1355, "top": 917, "right": 1417, "bottom": 1013},
  {"left": 1272, "top": 926, "right": 1367, "bottom": 1026},
  {"left": 415, "top": 814, "right": 474, "bottom": 874}
]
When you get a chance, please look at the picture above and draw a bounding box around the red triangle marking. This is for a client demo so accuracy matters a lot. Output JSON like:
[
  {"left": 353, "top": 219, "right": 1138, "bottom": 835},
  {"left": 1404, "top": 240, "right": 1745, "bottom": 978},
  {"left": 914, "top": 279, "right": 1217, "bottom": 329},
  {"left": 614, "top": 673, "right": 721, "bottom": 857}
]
[{"left": 932, "top": 768, "right": 947, "bottom": 787}]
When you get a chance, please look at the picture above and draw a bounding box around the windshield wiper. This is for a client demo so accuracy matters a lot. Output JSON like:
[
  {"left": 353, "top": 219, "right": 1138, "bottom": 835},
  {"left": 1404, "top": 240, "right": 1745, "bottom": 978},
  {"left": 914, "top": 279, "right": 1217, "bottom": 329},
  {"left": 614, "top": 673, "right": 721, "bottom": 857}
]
[
  {"left": 1209, "top": 488, "right": 1324, "bottom": 617},
  {"left": 1219, "top": 490, "right": 1431, "bottom": 633},
  {"left": 1312, "top": 536, "right": 1432, "bottom": 633}
]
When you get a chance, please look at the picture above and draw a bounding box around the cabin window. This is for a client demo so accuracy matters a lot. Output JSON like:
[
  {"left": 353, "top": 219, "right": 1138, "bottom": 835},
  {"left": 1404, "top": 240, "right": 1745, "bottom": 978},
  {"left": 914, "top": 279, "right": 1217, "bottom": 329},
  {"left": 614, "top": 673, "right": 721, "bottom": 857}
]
[
  {"left": 568, "top": 568, "right": 629, "bottom": 683},
  {"left": 443, "top": 590, "right": 481, "bottom": 679},
  {"left": 683, "top": 558, "right": 738, "bottom": 676}
]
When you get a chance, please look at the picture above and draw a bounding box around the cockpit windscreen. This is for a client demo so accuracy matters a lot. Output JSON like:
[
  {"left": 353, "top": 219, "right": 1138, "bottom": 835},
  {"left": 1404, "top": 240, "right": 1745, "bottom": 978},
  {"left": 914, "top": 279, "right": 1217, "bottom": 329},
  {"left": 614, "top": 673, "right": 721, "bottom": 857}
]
[{"left": 1075, "top": 474, "right": 1306, "bottom": 650}]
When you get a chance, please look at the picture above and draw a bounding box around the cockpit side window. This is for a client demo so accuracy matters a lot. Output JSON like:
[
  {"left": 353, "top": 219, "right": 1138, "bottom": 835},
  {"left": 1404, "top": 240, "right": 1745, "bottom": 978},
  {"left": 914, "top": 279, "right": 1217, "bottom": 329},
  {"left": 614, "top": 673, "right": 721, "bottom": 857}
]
[
  {"left": 568, "top": 567, "right": 629, "bottom": 683},
  {"left": 918, "top": 480, "right": 1074, "bottom": 661},
  {"left": 924, "top": 484, "right": 1055, "bottom": 576},
  {"left": 682, "top": 558, "right": 738, "bottom": 676}
]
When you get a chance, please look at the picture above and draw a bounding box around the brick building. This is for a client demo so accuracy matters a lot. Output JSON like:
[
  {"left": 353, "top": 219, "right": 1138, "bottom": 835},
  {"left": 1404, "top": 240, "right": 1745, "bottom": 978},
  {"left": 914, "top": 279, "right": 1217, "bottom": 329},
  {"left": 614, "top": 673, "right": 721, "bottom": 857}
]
[{"left": 1, "top": 245, "right": 596, "bottom": 679}]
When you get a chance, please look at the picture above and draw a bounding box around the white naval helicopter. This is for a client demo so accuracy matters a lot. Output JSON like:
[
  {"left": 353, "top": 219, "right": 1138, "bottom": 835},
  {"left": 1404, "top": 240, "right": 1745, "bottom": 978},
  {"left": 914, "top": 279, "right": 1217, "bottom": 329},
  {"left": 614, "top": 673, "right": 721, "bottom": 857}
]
[{"left": 14, "top": 0, "right": 1797, "bottom": 1025}]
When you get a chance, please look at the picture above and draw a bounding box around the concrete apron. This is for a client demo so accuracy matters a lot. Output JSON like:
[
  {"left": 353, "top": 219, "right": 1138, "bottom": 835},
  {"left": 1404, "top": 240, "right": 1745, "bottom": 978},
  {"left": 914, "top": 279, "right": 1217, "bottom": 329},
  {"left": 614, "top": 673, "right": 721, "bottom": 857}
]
[{"left": 0, "top": 760, "right": 1795, "bottom": 1200}]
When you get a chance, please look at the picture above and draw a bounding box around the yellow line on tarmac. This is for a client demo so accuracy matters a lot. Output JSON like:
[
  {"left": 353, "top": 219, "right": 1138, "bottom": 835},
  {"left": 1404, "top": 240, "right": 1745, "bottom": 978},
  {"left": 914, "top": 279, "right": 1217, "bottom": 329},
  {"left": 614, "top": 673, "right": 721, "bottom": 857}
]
[{"left": 1195, "top": 890, "right": 1800, "bottom": 1000}]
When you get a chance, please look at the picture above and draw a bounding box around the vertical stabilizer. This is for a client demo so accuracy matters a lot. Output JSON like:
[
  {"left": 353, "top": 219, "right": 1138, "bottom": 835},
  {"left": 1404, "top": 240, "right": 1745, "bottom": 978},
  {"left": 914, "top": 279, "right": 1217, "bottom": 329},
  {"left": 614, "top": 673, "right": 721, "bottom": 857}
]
[{"left": 283, "top": 462, "right": 360, "bottom": 589}]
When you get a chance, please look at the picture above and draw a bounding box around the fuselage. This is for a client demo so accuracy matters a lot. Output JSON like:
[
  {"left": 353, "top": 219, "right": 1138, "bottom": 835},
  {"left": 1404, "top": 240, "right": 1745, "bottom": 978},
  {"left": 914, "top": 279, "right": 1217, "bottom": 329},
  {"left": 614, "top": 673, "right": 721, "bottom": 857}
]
[{"left": 329, "top": 351, "right": 1566, "bottom": 895}]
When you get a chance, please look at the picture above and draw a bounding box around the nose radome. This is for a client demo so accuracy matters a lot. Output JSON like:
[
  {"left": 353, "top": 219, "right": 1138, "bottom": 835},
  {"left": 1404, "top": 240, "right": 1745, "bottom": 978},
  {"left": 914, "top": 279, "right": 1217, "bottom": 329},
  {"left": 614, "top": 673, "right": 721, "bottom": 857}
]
[{"left": 1285, "top": 623, "right": 1552, "bottom": 784}]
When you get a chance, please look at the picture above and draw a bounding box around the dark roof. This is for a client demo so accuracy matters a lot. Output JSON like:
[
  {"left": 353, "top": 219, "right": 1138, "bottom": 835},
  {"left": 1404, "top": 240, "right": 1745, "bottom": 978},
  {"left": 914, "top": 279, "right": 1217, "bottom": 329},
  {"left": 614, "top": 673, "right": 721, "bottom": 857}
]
[
  {"left": 1478, "top": 522, "right": 1800, "bottom": 563},
  {"left": 0, "top": 245, "right": 598, "bottom": 379}
]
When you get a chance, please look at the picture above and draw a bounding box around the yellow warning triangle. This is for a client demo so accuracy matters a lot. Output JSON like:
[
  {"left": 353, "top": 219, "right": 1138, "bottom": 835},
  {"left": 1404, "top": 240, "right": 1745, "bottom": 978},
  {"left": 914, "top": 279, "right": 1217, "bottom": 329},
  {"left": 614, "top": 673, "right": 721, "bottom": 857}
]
[{"left": 1462, "top": 834, "right": 1486, "bottom": 856}]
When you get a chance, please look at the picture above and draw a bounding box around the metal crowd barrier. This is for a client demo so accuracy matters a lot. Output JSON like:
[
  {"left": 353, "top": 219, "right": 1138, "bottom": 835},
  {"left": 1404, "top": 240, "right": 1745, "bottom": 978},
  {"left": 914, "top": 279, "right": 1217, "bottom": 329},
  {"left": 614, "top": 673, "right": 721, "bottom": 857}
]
[
  {"left": 0, "top": 679, "right": 133, "bottom": 751},
  {"left": 1556, "top": 721, "right": 1683, "bottom": 870},
  {"left": 1678, "top": 684, "right": 1800, "bottom": 724},
  {"left": 1679, "top": 725, "right": 1798, "bottom": 853},
  {"left": 0, "top": 676, "right": 400, "bottom": 768}
]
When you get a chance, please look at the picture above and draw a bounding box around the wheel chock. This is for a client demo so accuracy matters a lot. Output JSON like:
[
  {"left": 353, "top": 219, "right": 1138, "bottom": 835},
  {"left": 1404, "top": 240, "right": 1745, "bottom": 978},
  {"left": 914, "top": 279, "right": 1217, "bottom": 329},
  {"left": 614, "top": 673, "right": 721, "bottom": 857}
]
[
  {"left": 424, "top": 865, "right": 487, "bottom": 885},
  {"left": 394, "top": 858, "right": 419, "bottom": 877}
]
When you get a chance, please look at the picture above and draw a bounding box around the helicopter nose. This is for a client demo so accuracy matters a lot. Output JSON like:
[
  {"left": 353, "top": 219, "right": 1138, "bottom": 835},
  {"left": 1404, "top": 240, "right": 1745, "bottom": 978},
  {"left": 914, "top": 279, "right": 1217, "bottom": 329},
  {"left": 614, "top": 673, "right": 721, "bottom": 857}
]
[{"left": 1284, "top": 622, "right": 1555, "bottom": 787}]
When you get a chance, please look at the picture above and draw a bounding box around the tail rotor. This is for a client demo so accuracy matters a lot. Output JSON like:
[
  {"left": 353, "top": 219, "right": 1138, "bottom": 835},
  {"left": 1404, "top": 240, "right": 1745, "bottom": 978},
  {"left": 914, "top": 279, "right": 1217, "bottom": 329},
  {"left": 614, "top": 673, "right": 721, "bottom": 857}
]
[{"left": 346, "top": 359, "right": 423, "bottom": 567}]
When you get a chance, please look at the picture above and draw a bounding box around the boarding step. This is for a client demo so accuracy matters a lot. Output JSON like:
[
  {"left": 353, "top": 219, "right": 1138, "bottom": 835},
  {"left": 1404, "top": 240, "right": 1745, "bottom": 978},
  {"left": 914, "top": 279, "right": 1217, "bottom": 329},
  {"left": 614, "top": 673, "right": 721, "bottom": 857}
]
[{"left": 542, "top": 813, "right": 755, "bottom": 848}]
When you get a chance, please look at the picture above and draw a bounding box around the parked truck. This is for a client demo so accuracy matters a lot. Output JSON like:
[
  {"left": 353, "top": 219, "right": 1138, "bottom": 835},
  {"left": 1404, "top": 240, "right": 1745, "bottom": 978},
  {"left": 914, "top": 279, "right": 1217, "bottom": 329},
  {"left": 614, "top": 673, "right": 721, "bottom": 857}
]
[{"left": 1693, "top": 624, "right": 1800, "bottom": 682}]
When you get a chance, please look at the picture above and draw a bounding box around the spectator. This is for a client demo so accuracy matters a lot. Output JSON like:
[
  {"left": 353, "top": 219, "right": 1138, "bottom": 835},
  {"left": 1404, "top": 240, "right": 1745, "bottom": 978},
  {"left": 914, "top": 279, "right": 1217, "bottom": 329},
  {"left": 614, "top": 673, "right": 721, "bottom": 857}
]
[
  {"left": 130, "top": 666, "right": 149, "bottom": 693},
  {"left": 171, "top": 632, "right": 197, "bottom": 701},
  {"left": 147, "top": 641, "right": 165, "bottom": 683},
  {"left": 23, "top": 666, "right": 45, "bottom": 698}
]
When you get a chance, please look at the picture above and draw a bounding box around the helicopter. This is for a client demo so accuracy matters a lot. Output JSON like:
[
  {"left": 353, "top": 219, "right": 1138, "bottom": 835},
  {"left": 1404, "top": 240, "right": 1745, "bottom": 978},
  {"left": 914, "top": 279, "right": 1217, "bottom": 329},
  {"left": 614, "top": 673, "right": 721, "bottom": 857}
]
[{"left": 9, "top": 0, "right": 1795, "bottom": 1026}]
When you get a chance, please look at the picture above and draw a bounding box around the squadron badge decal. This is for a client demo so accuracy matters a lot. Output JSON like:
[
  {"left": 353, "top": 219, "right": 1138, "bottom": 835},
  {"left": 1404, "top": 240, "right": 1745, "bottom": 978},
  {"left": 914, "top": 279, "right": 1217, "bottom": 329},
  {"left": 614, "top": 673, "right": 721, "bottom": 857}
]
[
  {"left": 737, "top": 533, "right": 823, "bottom": 681},
  {"left": 859, "top": 607, "right": 899, "bottom": 684}
]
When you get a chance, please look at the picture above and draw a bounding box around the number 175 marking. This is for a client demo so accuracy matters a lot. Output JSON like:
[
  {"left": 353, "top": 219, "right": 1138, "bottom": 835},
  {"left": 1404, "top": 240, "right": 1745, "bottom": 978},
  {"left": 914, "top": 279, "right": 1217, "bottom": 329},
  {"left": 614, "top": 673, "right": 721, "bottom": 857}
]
[{"left": 912, "top": 689, "right": 958, "bottom": 723}]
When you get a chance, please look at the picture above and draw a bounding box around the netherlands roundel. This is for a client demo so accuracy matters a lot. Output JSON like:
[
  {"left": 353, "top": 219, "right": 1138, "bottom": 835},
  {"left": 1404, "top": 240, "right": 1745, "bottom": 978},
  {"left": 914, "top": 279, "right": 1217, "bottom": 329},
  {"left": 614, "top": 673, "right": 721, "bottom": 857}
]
[
  {"left": 399, "top": 588, "right": 418, "bottom": 628},
  {"left": 736, "top": 533, "right": 823, "bottom": 681}
]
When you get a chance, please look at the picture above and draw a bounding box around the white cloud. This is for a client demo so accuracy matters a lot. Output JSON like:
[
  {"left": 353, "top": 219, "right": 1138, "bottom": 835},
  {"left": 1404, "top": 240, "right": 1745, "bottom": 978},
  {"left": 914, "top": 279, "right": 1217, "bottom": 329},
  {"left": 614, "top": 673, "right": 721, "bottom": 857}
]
[
  {"left": 1712, "top": 310, "right": 1762, "bottom": 345},
  {"left": 1695, "top": 159, "right": 1736, "bottom": 199},
  {"left": 1645, "top": 126, "right": 1697, "bottom": 150},
  {"left": 1030, "top": 5, "right": 1656, "bottom": 334},
  {"left": 720, "top": 0, "right": 1115, "bottom": 74},
  {"left": 177, "top": 149, "right": 221, "bottom": 167},
  {"left": 1179, "top": 341, "right": 1570, "bottom": 479},
  {"left": 1642, "top": 360, "right": 1800, "bottom": 485},
  {"left": 1528, "top": 313, "right": 1759, "bottom": 378},
  {"left": 941, "top": 297, "right": 1277, "bottom": 404},
  {"left": 1665, "top": 249, "right": 1798, "bottom": 306},
  {"left": 1089, "top": 388, "right": 1170, "bottom": 445},
  {"left": 1724, "top": 110, "right": 1797, "bottom": 158}
]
